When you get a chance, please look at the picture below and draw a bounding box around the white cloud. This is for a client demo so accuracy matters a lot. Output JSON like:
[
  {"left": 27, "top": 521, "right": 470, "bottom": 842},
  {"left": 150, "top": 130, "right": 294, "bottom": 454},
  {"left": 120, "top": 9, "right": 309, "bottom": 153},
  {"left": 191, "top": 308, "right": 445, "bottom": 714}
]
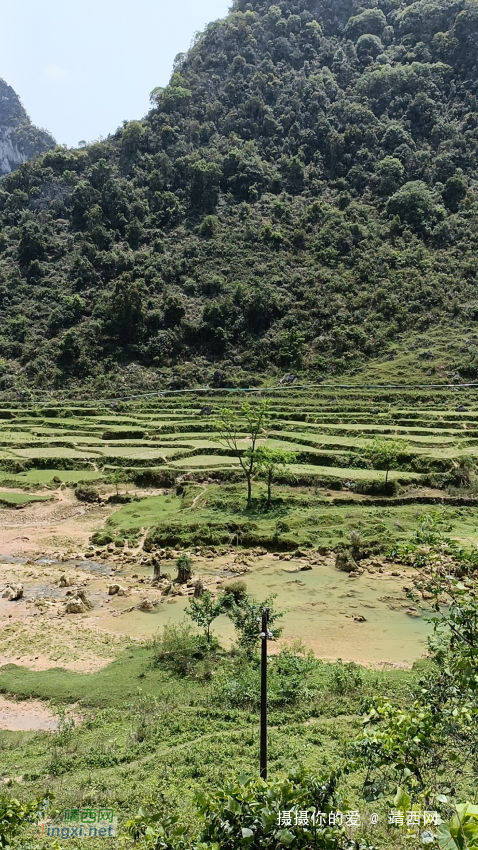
[{"left": 45, "top": 64, "right": 68, "bottom": 82}]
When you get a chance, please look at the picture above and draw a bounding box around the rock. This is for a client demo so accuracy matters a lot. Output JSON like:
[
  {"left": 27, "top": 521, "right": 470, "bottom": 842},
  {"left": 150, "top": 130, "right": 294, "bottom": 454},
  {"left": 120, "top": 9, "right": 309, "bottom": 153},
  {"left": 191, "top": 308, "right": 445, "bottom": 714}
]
[
  {"left": 138, "top": 598, "right": 156, "bottom": 612},
  {"left": 59, "top": 573, "right": 75, "bottom": 588},
  {"left": 353, "top": 615, "right": 366, "bottom": 622},
  {"left": 279, "top": 373, "right": 297, "bottom": 385},
  {"left": 2, "top": 583, "right": 23, "bottom": 601},
  {"left": 299, "top": 565, "right": 313, "bottom": 571},
  {"left": 108, "top": 584, "right": 127, "bottom": 596},
  {"left": 65, "top": 597, "right": 87, "bottom": 614},
  {"left": 77, "top": 590, "right": 94, "bottom": 610},
  {"left": 194, "top": 580, "right": 204, "bottom": 598},
  {"left": 335, "top": 551, "right": 357, "bottom": 573}
]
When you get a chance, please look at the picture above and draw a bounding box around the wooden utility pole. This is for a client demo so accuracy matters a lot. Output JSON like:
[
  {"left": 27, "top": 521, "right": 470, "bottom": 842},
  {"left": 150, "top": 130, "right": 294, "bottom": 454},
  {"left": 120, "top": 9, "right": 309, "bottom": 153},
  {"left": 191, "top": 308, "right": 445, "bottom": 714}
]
[{"left": 260, "top": 607, "right": 270, "bottom": 779}]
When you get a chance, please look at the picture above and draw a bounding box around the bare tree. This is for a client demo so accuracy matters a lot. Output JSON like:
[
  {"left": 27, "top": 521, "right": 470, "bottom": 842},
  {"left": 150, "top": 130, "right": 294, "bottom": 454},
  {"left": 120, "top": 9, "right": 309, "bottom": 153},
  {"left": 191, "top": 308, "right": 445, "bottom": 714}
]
[{"left": 215, "top": 401, "right": 268, "bottom": 509}]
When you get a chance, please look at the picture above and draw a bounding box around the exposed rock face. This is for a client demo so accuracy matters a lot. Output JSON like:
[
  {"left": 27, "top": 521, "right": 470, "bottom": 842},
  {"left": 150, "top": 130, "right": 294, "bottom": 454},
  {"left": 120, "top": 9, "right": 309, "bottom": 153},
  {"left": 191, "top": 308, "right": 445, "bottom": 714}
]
[
  {"left": 2, "top": 583, "right": 23, "bottom": 600},
  {"left": 59, "top": 573, "right": 75, "bottom": 587},
  {"left": 138, "top": 598, "right": 156, "bottom": 612},
  {"left": 0, "top": 79, "right": 55, "bottom": 176},
  {"left": 335, "top": 551, "right": 357, "bottom": 573},
  {"left": 65, "top": 597, "right": 87, "bottom": 614}
]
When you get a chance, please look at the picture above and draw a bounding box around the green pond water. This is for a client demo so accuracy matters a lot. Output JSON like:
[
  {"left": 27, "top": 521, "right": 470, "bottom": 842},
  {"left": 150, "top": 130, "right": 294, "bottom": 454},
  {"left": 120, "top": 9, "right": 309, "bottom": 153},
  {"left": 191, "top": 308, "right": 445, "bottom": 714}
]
[{"left": 113, "top": 557, "right": 430, "bottom": 667}]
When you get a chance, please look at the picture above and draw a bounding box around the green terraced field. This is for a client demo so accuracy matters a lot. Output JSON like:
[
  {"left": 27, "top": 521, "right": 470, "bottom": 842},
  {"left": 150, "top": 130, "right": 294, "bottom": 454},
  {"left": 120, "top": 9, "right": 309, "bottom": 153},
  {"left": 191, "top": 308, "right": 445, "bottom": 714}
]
[{"left": 0, "top": 388, "right": 477, "bottom": 552}]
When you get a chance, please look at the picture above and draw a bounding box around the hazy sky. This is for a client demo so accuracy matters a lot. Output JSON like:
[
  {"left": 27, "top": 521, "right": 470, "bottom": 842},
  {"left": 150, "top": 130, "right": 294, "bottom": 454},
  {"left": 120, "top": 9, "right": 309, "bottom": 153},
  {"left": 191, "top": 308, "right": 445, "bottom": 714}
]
[{"left": 2, "top": 0, "right": 231, "bottom": 148}]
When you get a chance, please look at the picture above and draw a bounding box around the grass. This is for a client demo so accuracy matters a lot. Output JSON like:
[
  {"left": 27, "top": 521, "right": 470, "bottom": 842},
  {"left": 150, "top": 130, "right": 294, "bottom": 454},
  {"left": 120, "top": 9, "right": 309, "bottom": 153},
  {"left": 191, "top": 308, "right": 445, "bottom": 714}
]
[
  {"left": 105, "top": 482, "right": 478, "bottom": 552},
  {"left": 0, "top": 643, "right": 420, "bottom": 850},
  {"left": 0, "top": 491, "right": 52, "bottom": 505},
  {"left": 0, "top": 469, "right": 104, "bottom": 486}
]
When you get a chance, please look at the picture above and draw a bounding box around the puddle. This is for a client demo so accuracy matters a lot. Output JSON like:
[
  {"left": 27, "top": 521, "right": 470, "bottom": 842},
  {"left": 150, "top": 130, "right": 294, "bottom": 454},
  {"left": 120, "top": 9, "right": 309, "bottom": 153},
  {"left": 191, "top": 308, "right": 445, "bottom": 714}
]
[{"left": 0, "top": 696, "right": 58, "bottom": 731}]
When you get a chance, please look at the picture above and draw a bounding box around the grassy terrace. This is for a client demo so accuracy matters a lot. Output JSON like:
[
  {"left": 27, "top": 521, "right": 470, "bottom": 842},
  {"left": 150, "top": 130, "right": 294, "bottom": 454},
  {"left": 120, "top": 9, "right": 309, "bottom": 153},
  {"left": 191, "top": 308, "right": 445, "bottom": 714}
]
[{"left": 0, "top": 387, "right": 477, "bottom": 549}]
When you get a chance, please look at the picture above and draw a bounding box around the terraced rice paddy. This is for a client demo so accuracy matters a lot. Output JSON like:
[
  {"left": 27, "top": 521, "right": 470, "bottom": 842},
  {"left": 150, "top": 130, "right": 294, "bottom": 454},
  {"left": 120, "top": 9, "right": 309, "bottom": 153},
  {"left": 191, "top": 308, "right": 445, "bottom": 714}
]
[{"left": 0, "top": 391, "right": 474, "bottom": 488}]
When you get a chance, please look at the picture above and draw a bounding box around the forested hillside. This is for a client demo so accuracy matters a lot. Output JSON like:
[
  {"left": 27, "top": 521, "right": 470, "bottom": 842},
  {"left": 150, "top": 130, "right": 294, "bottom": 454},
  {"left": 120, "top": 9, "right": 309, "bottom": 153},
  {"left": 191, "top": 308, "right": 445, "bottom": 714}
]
[{"left": 1, "top": 0, "right": 478, "bottom": 394}]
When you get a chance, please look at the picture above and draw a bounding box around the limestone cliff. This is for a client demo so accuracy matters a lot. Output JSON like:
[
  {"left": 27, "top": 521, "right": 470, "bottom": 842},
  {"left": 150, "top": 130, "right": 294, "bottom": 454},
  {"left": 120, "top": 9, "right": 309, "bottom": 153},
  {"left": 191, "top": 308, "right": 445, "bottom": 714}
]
[{"left": 0, "top": 78, "right": 55, "bottom": 175}]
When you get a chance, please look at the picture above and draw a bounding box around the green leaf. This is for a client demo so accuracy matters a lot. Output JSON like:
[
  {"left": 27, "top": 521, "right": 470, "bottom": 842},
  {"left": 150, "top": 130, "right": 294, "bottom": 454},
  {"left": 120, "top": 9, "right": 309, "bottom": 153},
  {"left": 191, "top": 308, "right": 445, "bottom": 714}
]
[
  {"left": 437, "top": 824, "right": 459, "bottom": 850},
  {"left": 276, "top": 829, "right": 296, "bottom": 846},
  {"left": 394, "top": 787, "right": 411, "bottom": 812}
]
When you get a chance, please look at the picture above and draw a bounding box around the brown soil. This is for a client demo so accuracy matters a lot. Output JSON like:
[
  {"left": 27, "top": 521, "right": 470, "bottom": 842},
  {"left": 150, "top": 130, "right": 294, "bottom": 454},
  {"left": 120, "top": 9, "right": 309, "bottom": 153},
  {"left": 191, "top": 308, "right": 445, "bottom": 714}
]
[{"left": 0, "top": 696, "right": 60, "bottom": 732}]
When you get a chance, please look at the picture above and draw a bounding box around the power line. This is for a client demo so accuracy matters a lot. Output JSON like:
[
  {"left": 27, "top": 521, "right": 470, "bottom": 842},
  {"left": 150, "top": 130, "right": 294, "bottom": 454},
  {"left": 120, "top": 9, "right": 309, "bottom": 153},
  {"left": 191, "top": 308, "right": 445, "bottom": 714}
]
[{"left": 6, "top": 379, "right": 478, "bottom": 407}]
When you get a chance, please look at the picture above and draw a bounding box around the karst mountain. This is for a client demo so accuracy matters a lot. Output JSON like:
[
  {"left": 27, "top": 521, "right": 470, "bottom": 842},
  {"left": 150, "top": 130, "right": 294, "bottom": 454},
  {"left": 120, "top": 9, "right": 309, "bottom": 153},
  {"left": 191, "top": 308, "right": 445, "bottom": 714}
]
[{"left": 0, "top": 0, "right": 478, "bottom": 394}]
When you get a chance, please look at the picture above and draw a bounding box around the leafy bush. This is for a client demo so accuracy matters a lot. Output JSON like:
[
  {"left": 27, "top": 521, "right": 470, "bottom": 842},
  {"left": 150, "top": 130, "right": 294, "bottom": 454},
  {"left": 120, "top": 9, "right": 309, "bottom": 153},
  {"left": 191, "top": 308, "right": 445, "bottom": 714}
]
[
  {"left": 195, "top": 769, "right": 349, "bottom": 849},
  {"left": 328, "top": 661, "right": 364, "bottom": 696},
  {"left": 151, "top": 622, "right": 216, "bottom": 678},
  {"left": 211, "top": 644, "right": 317, "bottom": 708},
  {"left": 75, "top": 486, "right": 100, "bottom": 503},
  {"left": 0, "top": 795, "right": 46, "bottom": 848}
]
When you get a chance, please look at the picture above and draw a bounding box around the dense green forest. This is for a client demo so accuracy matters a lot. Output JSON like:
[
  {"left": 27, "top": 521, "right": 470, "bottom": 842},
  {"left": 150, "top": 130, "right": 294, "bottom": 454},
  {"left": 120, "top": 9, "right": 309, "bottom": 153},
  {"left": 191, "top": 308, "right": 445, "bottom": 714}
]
[{"left": 1, "top": 0, "right": 478, "bottom": 393}]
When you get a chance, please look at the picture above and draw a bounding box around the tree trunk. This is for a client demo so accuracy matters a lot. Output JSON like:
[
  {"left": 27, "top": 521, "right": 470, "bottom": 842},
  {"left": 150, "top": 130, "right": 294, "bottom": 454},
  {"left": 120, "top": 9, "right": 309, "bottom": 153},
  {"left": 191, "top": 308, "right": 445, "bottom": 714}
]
[
  {"left": 246, "top": 474, "right": 252, "bottom": 509},
  {"left": 385, "top": 467, "right": 389, "bottom": 484}
]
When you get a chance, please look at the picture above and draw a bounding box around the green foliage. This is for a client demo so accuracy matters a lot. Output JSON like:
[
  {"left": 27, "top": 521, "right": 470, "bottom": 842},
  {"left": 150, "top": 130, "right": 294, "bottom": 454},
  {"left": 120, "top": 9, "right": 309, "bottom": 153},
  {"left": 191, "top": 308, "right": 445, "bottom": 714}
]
[
  {"left": 221, "top": 592, "right": 283, "bottom": 657},
  {"left": 0, "top": 795, "right": 44, "bottom": 849},
  {"left": 438, "top": 804, "right": 478, "bottom": 850},
  {"left": 368, "top": 437, "right": 408, "bottom": 483},
  {"left": 216, "top": 402, "right": 268, "bottom": 508},
  {"left": 186, "top": 591, "right": 225, "bottom": 643},
  {"left": 2, "top": 0, "right": 478, "bottom": 389},
  {"left": 151, "top": 621, "right": 215, "bottom": 678},
  {"left": 351, "top": 571, "right": 478, "bottom": 807},
  {"left": 212, "top": 643, "right": 317, "bottom": 709},
  {"left": 255, "top": 446, "right": 296, "bottom": 506},
  {"left": 194, "top": 769, "right": 348, "bottom": 850}
]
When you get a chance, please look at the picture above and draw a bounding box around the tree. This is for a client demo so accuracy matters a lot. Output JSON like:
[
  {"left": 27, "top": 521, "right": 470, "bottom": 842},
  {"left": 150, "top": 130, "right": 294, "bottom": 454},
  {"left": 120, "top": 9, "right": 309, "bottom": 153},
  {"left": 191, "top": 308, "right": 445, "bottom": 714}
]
[
  {"left": 222, "top": 592, "right": 283, "bottom": 657},
  {"left": 186, "top": 591, "right": 224, "bottom": 643},
  {"left": 387, "top": 181, "right": 444, "bottom": 235},
  {"left": 254, "top": 446, "right": 295, "bottom": 507},
  {"left": 369, "top": 437, "right": 408, "bottom": 484},
  {"left": 215, "top": 402, "right": 268, "bottom": 509},
  {"left": 112, "top": 467, "right": 126, "bottom": 496}
]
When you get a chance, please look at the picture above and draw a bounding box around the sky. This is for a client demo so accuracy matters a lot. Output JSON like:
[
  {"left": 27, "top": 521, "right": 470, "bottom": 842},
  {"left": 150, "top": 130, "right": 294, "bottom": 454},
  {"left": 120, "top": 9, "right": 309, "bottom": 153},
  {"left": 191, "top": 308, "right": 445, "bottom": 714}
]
[{"left": 2, "top": 0, "right": 231, "bottom": 148}]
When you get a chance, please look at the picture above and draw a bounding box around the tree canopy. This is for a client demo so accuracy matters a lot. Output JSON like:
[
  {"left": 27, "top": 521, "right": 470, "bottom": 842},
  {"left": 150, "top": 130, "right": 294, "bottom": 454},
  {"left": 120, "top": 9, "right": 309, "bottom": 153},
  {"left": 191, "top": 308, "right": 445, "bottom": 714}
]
[{"left": 1, "top": 0, "right": 478, "bottom": 392}]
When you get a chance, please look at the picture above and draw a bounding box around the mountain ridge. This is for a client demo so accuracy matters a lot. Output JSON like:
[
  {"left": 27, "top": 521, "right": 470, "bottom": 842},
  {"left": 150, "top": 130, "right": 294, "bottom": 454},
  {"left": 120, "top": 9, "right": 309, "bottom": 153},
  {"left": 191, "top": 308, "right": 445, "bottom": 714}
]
[{"left": 0, "top": 0, "right": 478, "bottom": 396}]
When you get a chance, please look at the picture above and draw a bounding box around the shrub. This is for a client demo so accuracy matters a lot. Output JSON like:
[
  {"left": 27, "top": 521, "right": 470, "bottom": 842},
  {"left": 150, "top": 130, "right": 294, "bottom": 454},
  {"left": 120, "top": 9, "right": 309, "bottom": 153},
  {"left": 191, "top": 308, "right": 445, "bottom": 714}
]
[
  {"left": 151, "top": 622, "right": 213, "bottom": 677},
  {"left": 223, "top": 580, "right": 247, "bottom": 602},
  {"left": 91, "top": 531, "right": 113, "bottom": 546},
  {"left": 75, "top": 486, "right": 100, "bottom": 503},
  {"left": 328, "top": 661, "right": 364, "bottom": 695}
]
